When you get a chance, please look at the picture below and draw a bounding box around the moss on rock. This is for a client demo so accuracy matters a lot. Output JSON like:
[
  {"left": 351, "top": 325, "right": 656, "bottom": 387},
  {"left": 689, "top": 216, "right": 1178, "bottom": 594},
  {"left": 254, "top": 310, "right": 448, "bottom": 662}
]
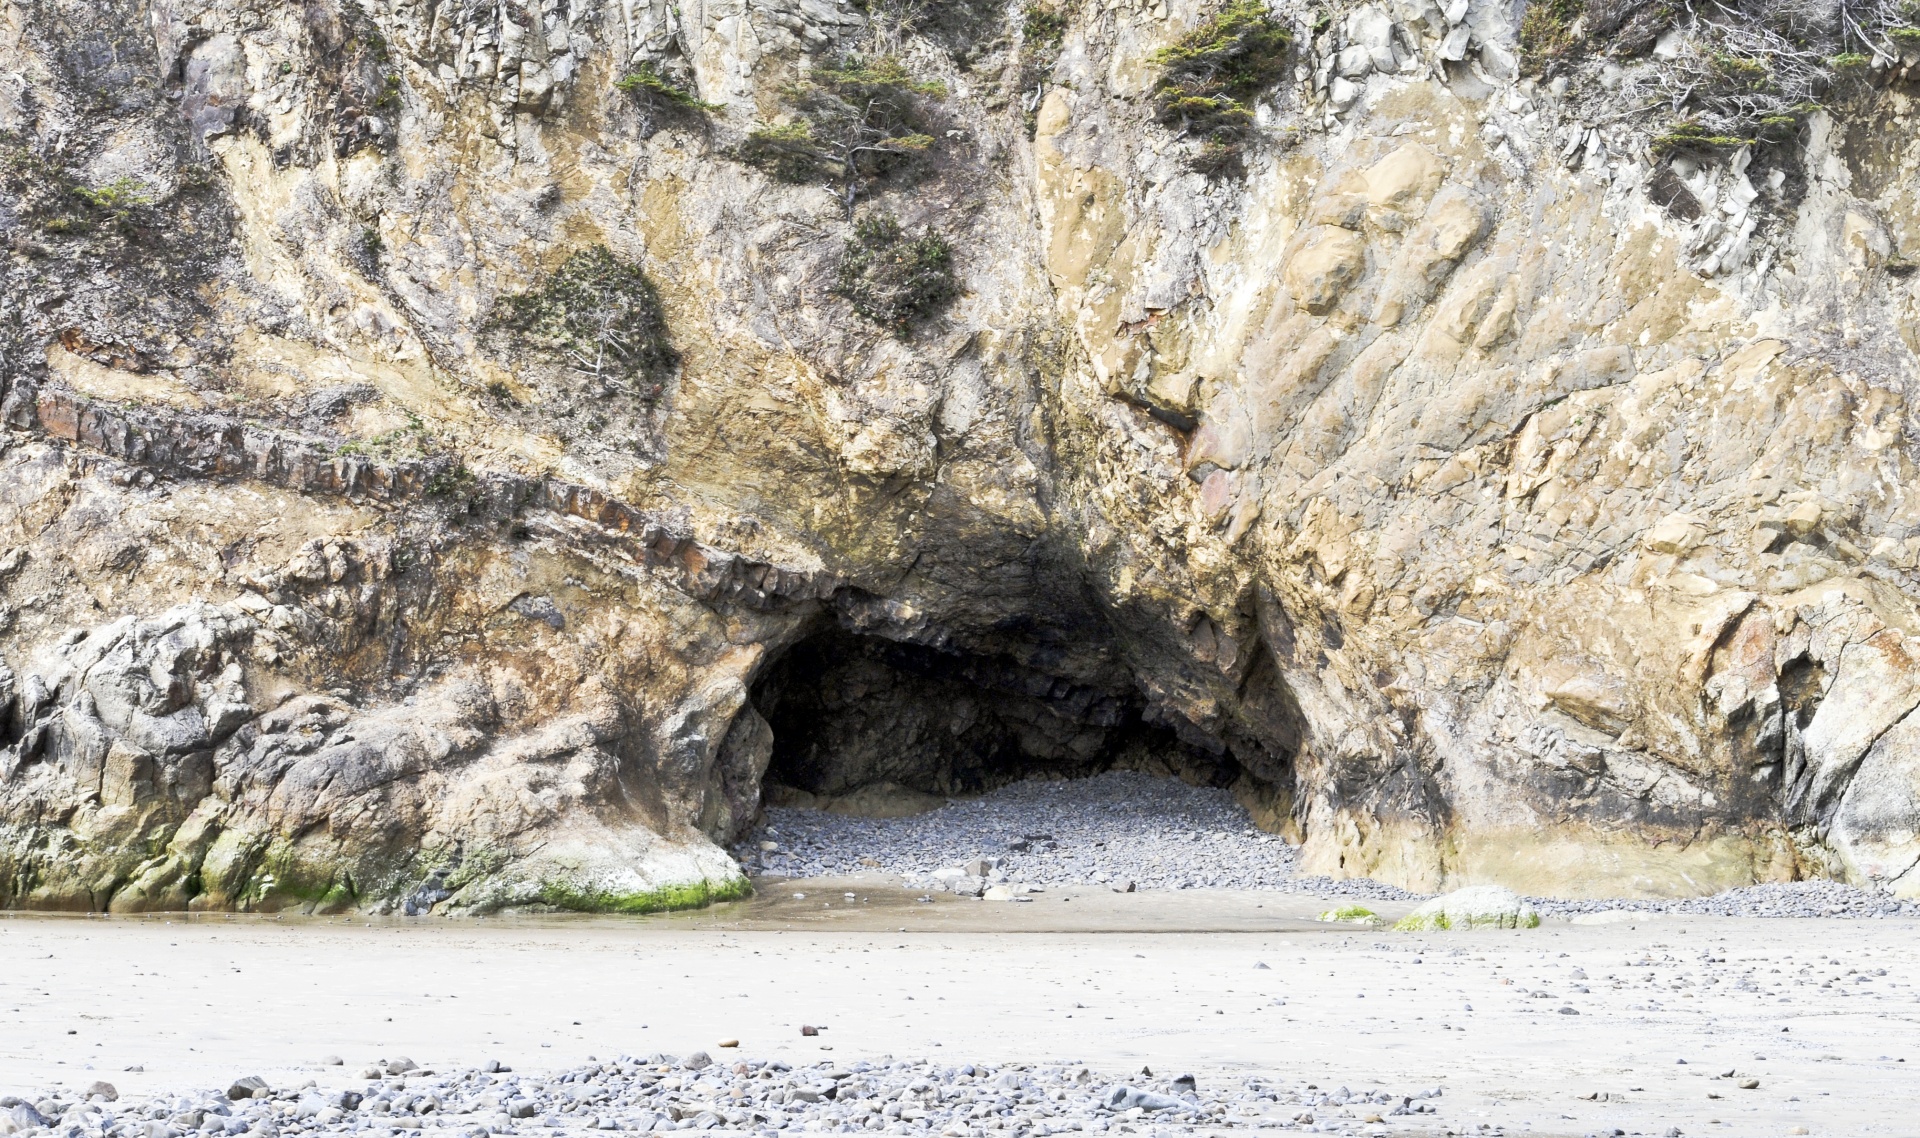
[
  {"left": 1393, "top": 886, "right": 1541, "bottom": 931},
  {"left": 537, "top": 875, "right": 752, "bottom": 915}
]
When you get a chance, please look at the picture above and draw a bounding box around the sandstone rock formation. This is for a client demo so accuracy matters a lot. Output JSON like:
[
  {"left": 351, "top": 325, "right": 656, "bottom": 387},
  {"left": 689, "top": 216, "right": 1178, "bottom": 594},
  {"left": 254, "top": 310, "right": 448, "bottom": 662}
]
[{"left": 3, "top": 0, "right": 1920, "bottom": 910}]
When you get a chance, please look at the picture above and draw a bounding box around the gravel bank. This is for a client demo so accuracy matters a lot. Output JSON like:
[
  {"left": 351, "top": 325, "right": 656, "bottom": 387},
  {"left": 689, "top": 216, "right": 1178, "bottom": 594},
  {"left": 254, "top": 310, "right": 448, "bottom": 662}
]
[
  {"left": 1531, "top": 878, "right": 1920, "bottom": 920},
  {"left": 734, "top": 771, "right": 1919, "bottom": 918},
  {"left": 735, "top": 772, "right": 1418, "bottom": 902},
  {"left": 0, "top": 1056, "right": 1452, "bottom": 1138},
  {"left": 740, "top": 772, "right": 1289, "bottom": 891}
]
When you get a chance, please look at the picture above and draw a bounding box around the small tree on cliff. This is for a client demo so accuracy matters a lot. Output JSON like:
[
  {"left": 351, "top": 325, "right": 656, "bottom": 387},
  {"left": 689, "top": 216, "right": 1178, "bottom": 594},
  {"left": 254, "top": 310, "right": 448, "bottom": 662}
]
[
  {"left": 1149, "top": 1, "right": 1293, "bottom": 177},
  {"left": 489, "top": 246, "right": 679, "bottom": 398},
  {"left": 831, "top": 213, "right": 957, "bottom": 337},
  {"left": 737, "top": 56, "right": 946, "bottom": 217}
]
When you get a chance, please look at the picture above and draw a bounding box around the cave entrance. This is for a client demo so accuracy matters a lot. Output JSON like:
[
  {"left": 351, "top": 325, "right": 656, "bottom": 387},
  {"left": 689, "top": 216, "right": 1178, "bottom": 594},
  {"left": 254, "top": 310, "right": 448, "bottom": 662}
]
[{"left": 748, "top": 625, "right": 1242, "bottom": 816}]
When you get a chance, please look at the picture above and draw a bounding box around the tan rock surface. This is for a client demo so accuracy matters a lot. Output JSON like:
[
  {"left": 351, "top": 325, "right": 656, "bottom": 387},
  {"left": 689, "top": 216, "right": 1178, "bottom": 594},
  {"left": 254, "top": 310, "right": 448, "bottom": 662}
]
[{"left": 3, "top": 0, "right": 1920, "bottom": 909}]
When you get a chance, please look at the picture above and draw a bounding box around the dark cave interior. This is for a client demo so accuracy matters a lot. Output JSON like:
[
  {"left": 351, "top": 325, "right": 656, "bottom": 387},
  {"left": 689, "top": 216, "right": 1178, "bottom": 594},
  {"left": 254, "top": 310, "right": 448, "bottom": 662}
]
[{"left": 749, "top": 625, "right": 1246, "bottom": 808}]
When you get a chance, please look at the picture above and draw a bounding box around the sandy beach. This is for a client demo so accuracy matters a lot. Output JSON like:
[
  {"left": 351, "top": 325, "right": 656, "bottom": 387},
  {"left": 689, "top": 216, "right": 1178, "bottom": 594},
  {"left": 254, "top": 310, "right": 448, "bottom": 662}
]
[{"left": 3, "top": 881, "right": 1916, "bottom": 1136}]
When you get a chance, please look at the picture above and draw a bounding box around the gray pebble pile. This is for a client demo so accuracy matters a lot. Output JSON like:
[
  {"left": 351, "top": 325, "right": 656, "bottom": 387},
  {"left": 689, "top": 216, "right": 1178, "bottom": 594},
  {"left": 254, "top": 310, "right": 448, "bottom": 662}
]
[
  {"left": 0, "top": 1057, "right": 1451, "bottom": 1138},
  {"left": 1529, "top": 879, "right": 1920, "bottom": 920},
  {"left": 734, "top": 771, "right": 1918, "bottom": 918},
  {"left": 736, "top": 772, "right": 1322, "bottom": 894}
]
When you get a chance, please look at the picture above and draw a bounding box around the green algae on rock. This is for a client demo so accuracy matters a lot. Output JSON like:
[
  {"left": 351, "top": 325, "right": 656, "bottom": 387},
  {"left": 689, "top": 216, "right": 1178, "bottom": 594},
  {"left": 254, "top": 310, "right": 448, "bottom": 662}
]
[
  {"left": 537, "top": 876, "right": 753, "bottom": 916},
  {"left": 1394, "top": 888, "right": 1542, "bottom": 932}
]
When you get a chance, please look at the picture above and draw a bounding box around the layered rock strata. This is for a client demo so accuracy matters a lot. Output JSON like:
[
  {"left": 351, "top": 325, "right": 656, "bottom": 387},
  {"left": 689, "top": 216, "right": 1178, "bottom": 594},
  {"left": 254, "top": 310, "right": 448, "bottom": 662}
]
[{"left": 3, "top": 0, "right": 1920, "bottom": 909}]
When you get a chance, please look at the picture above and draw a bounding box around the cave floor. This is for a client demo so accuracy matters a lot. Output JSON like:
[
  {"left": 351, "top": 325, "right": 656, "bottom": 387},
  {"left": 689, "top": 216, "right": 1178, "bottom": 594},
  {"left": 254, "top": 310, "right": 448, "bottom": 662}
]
[{"left": 2, "top": 890, "right": 1915, "bottom": 1136}]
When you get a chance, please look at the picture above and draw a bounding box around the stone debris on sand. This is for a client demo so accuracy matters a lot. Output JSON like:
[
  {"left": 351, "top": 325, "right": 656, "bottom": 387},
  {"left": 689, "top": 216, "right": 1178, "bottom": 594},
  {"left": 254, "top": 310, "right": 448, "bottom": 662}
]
[
  {"left": 737, "top": 772, "right": 1416, "bottom": 902},
  {"left": 0, "top": 1058, "right": 1451, "bottom": 1138},
  {"left": 1527, "top": 878, "right": 1920, "bottom": 920},
  {"left": 736, "top": 771, "right": 1920, "bottom": 919}
]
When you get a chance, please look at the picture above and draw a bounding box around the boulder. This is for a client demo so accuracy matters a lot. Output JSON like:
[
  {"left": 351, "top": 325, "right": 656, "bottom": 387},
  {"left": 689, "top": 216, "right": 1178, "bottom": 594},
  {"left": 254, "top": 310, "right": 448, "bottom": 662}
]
[
  {"left": 1393, "top": 887, "right": 1540, "bottom": 931},
  {"left": 1100, "top": 1087, "right": 1185, "bottom": 1112},
  {"left": 0, "top": 1104, "right": 50, "bottom": 1136}
]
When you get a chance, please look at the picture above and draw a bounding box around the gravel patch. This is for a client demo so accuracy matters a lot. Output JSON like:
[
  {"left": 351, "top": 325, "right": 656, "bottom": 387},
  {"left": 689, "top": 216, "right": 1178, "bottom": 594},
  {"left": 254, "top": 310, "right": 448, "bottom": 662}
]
[
  {"left": 1529, "top": 878, "right": 1920, "bottom": 920},
  {"left": 735, "top": 772, "right": 1417, "bottom": 902},
  {"left": 1, "top": 1057, "right": 1454, "bottom": 1138},
  {"left": 733, "top": 771, "right": 1919, "bottom": 918},
  {"left": 740, "top": 771, "right": 1286, "bottom": 890}
]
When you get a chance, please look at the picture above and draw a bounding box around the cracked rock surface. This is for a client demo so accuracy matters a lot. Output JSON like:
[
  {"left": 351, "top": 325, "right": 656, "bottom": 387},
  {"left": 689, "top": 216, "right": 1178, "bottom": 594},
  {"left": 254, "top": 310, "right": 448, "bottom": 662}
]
[{"left": 4, "top": 0, "right": 1920, "bottom": 911}]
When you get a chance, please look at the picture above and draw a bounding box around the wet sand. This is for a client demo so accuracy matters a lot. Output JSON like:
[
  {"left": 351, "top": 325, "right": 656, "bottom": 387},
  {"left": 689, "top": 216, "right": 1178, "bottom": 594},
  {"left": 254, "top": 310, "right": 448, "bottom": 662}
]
[{"left": 2, "top": 880, "right": 1915, "bottom": 1136}]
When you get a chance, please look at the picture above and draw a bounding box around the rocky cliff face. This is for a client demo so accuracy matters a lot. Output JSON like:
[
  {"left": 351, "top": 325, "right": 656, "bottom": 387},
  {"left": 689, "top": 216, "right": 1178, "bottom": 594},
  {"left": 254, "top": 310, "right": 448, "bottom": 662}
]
[{"left": 3, "top": 0, "right": 1920, "bottom": 911}]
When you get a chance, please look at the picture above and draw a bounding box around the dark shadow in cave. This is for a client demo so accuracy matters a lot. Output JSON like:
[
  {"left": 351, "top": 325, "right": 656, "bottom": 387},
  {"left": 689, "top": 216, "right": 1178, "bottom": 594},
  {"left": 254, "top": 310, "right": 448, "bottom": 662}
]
[{"left": 749, "top": 624, "right": 1242, "bottom": 809}]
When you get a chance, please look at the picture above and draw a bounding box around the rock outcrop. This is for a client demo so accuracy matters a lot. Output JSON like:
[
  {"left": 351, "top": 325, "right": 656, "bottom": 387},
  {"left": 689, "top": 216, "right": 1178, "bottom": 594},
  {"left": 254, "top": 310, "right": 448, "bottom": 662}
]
[
  {"left": 1394, "top": 885, "right": 1539, "bottom": 931},
  {"left": 4, "top": 0, "right": 1920, "bottom": 909}
]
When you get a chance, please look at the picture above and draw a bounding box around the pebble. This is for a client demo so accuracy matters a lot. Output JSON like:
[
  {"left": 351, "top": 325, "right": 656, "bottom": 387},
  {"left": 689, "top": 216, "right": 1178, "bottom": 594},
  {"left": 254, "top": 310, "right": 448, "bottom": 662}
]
[
  {"left": 1529, "top": 879, "right": 1920, "bottom": 920},
  {"left": 733, "top": 771, "right": 1920, "bottom": 918},
  {"left": 0, "top": 1058, "right": 1450, "bottom": 1138},
  {"left": 734, "top": 771, "right": 1414, "bottom": 901}
]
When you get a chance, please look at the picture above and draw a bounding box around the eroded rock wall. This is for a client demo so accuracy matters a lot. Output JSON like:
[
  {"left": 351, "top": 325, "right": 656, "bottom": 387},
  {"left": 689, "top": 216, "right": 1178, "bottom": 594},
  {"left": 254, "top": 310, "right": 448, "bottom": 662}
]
[
  {"left": 3, "top": 0, "right": 1919, "bottom": 909},
  {"left": 1029, "top": 4, "right": 1920, "bottom": 897}
]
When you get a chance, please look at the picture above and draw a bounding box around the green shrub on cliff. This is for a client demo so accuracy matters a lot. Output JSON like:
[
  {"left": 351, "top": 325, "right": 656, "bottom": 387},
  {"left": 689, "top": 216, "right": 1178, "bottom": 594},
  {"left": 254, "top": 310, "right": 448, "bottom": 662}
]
[
  {"left": 1017, "top": 4, "right": 1069, "bottom": 135},
  {"left": 737, "top": 55, "right": 945, "bottom": 215},
  {"left": 1521, "top": 0, "right": 1920, "bottom": 176},
  {"left": 71, "top": 177, "right": 154, "bottom": 220},
  {"left": 1650, "top": 119, "right": 1752, "bottom": 158},
  {"left": 1518, "top": 0, "right": 1584, "bottom": 76},
  {"left": 616, "top": 64, "right": 721, "bottom": 113},
  {"left": 0, "top": 140, "right": 163, "bottom": 237},
  {"left": 832, "top": 213, "right": 958, "bottom": 336},
  {"left": 1023, "top": 3, "right": 1067, "bottom": 53},
  {"left": 1149, "top": 1, "right": 1292, "bottom": 178},
  {"left": 489, "top": 246, "right": 678, "bottom": 396}
]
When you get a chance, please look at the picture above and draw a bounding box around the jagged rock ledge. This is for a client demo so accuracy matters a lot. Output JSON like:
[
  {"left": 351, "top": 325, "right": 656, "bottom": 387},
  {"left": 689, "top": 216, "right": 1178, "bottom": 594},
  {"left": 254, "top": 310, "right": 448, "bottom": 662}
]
[{"left": 9, "top": 379, "right": 844, "bottom": 613}]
